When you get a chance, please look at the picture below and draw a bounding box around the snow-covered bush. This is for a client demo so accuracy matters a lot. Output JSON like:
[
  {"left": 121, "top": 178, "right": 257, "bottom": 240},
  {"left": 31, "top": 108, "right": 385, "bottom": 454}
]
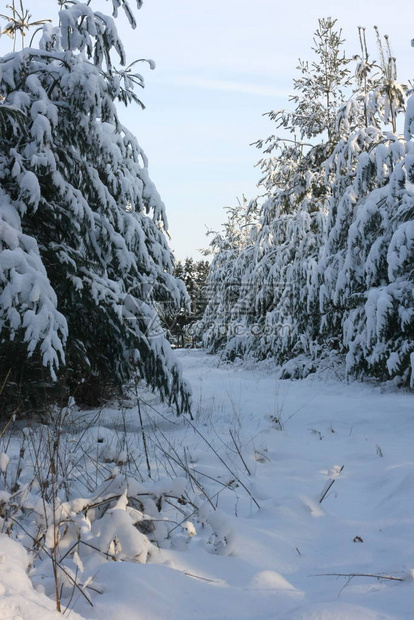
[{"left": 0, "top": 388, "right": 242, "bottom": 612}]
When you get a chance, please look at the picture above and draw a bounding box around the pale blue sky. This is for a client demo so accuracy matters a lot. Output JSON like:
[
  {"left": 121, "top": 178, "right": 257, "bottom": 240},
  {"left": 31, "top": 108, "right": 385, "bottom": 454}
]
[{"left": 1, "top": 0, "right": 414, "bottom": 259}]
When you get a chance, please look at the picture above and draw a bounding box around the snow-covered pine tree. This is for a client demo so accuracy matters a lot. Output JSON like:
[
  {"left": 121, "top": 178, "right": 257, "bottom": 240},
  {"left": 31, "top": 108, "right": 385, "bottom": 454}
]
[
  {"left": 283, "top": 17, "right": 353, "bottom": 143},
  {"left": 169, "top": 258, "right": 210, "bottom": 346},
  {"left": 321, "top": 28, "right": 412, "bottom": 384},
  {"left": 201, "top": 19, "right": 351, "bottom": 370},
  {"left": 194, "top": 196, "right": 260, "bottom": 353},
  {"left": 198, "top": 19, "right": 413, "bottom": 386},
  {"left": 0, "top": 0, "right": 191, "bottom": 414},
  {"left": 179, "top": 258, "right": 210, "bottom": 320}
]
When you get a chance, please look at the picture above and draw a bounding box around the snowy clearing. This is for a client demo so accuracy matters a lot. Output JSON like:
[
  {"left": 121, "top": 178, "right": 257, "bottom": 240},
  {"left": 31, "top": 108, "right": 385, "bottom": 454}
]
[{"left": 1, "top": 349, "right": 413, "bottom": 619}]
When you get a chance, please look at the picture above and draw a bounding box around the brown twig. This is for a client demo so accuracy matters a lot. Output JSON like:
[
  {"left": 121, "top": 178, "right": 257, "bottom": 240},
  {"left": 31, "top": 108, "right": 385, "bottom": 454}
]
[
  {"left": 313, "top": 572, "right": 404, "bottom": 582},
  {"left": 319, "top": 465, "right": 344, "bottom": 503},
  {"left": 8, "top": 516, "right": 94, "bottom": 606},
  {"left": 184, "top": 572, "right": 220, "bottom": 583},
  {"left": 137, "top": 395, "right": 151, "bottom": 479},
  {"left": 183, "top": 415, "right": 260, "bottom": 509},
  {"left": 229, "top": 429, "right": 251, "bottom": 476}
]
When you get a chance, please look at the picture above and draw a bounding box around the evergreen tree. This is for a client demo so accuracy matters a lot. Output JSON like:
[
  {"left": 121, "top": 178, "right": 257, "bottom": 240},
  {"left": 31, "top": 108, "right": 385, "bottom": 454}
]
[
  {"left": 194, "top": 196, "right": 260, "bottom": 353},
  {"left": 0, "top": 0, "right": 191, "bottom": 414},
  {"left": 320, "top": 28, "right": 410, "bottom": 383},
  {"left": 170, "top": 258, "right": 210, "bottom": 346},
  {"left": 200, "top": 18, "right": 351, "bottom": 368},
  {"left": 263, "top": 17, "right": 352, "bottom": 147},
  {"left": 197, "top": 20, "right": 413, "bottom": 386}
]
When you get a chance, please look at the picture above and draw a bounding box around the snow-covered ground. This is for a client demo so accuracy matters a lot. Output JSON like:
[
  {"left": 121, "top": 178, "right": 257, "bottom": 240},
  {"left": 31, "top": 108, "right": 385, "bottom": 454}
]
[{"left": 1, "top": 349, "right": 413, "bottom": 619}]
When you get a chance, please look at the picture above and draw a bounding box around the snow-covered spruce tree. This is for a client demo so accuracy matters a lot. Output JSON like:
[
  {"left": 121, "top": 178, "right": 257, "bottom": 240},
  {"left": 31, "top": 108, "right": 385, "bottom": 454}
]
[{"left": 0, "top": 0, "right": 191, "bottom": 414}]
